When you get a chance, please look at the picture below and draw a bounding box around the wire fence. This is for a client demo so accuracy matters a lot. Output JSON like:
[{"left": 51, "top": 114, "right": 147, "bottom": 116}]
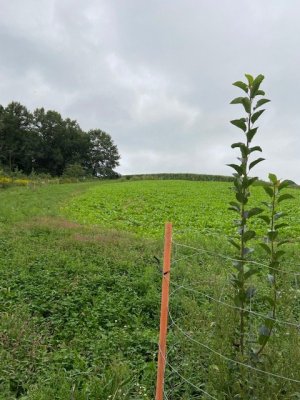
[{"left": 160, "top": 236, "right": 300, "bottom": 399}]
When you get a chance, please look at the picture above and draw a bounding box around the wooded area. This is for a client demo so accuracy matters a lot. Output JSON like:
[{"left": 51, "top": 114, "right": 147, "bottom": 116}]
[{"left": 0, "top": 102, "right": 120, "bottom": 178}]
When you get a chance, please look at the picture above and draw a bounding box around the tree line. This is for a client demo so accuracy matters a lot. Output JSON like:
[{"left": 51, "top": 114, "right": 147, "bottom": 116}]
[{"left": 0, "top": 102, "right": 120, "bottom": 178}]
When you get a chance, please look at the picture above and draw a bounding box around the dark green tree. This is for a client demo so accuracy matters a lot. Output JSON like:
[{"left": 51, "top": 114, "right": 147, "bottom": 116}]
[
  {"left": 33, "top": 108, "right": 90, "bottom": 176},
  {"left": 0, "top": 102, "right": 38, "bottom": 174},
  {"left": 87, "top": 129, "right": 120, "bottom": 178}
]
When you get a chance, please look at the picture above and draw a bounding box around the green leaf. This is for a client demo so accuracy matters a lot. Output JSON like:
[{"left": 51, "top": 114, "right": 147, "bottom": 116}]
[
  {"left": 267, "top": 230, "right": 278, "bottom": 241},
  {"left": 263, "top": 186, "right": 273, "bottom": 198},
  {"left": 268, "top": 173, "right": 278, "bottom": 184},
  {"left": 231, "top": 142, "right": 248, "bottom": 157},
  {"left": 242, "top": 177, "right": 258, "bottom": 189},
  {"left": 231, "top": 142, "right": 245, "bottom": 148},
  {"left": 227, "top": 163, "right": 243, "bottom": 175},
  {"left": 233, "top": 81, "right": 248, "bottom": 93},
  {"left": 244, "top": 230, "right": 256, "bottom": 242},
  {"left": 256, "top": 89, "right": 265, "bottom": 96},
  {"left": 229, "top": 239, "right": 240, "bottom": 251},
  {"left": 229, "top": 201, "right": 241, "bottom": 211},
  {"left": 246, "top": 127, "right": 258, "bottom": 142},
  {"left": 259, "top": 243, "right": 271, "bottom": 255},
  {"left": 251, "top": 74, "right": 265, "bottom": 97},
  {"left": 245, "top": 74, "right": 254, "bottom": 85},
  {"left": 232, "top": 260, "right": 244, "bottom": 271},
  {"left": 236, "top": 192, "right": 248, "bottom": 204},
  {"left": 242, "top": 98, "right": 251, "bottom": 113},
  {"left": 278, "top": 193, "right": 294, "bottom": 203},
  {"left": 249, "top": 146, "right": 262, "bottom": 153},
  {"left": 274, "top": 223, "right": 288, "bottom": 230},
  {"left": 246, "top": 286, "right": 256, "bottom": 298},
  {"left": 251, "top": 109, "right": 265, "bottom": 124},
  {"left": 278, "top": 239, "right": 289, "bottom": 247},
  {"left": 259, "top": 215, "right": 270, "bottom": 224},
  {"left": 230, "top": 118, "right": 247, "bottom": 132},
  {"left": 228, "top": 206, "right": 240, "bottom": 213},
  {"left": 247, "top": 207, "right": 263, "bottom": 218},
  {"left": 259, "top": 325, "right": 271, "bottom": 340},
  {"left": 254, "top": 98, "right": 270, "bottom": 110},
  {"left": 244, "top": 268, "right": 259, "bottom": 280},
  {"left": 230, "top": 97, "right": 246, "bottom": 105},
  {"left": 249, "top": 157, "right": 265, "bottom": 170},
  {"left": 262, "top": 201, "right": 272, "bottom": 209},
  {"left": 278, "top": 180, "right": 295, "bottom": 191},
  {"left": 243, "top": 247, "right": 254, "bottom": 256},
  {"left": 274, "top": 211, "right": 286, "bottom": 220},
  {"left": 274, "top": 250, "right": 285, "bottom": 260}
]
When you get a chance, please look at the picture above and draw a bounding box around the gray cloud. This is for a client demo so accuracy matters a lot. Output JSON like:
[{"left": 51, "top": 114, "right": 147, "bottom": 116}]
[{"left": 0, "top": 0, "right": 299, "bottom": 181}]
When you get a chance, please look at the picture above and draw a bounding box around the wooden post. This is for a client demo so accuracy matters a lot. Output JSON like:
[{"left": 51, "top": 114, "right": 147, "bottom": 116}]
[{"left": 155, "top": 222, "right": 172, "bottom": 400}]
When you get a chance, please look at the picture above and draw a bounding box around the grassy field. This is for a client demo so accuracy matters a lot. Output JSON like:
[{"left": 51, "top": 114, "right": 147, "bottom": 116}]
[{"left": 0, "top": 180, "right": 300, "bottom": 399}]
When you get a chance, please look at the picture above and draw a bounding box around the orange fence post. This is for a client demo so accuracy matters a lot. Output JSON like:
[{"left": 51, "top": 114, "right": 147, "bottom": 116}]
[{"left": 155, "top": 222, "right": 172, "bottom": 400}]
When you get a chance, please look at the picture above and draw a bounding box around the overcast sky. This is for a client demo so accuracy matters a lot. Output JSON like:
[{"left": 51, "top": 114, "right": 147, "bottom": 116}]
[{"left": 1, "top": 1, "right": 299, "bottom": 181}]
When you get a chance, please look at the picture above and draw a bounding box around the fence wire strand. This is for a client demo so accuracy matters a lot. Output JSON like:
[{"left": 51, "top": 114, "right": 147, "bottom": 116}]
[
  {"left": 170, "top": 280, "right": 300, "bottom": 328},
  {"left": 158, "top": 346, "right": 218, "bottom": 400},
  {"left": 172, "top": 240, "right": 300, "bottom": 276},
  {"left": 168, "top": 313, "right": 300, "bottom": 385}
]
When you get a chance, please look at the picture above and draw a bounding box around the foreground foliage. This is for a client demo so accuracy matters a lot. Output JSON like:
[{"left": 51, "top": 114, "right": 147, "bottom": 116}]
[{"left": 0, "top": 181, "right": 299, "bottom": 399}]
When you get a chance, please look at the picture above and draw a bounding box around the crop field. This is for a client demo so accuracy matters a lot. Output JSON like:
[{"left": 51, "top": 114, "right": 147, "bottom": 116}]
[
  {"left": 0, "top": 179, "right": 300, "bottom": 399},
  {"left": 64, "top": 180, "right": 300, "bottom": 239}
]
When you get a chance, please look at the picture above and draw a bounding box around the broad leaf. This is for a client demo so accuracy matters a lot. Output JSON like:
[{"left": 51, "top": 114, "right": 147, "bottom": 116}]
[
  {"left": 259, "top": 215, "right": 270, "bottom": 224},
  {"left": 231, "top": 142, "right": 248, "bottom": 157},
  {"left": 274, "top": 223, "right": 288, "bottom": 230},
  {"left": 233, "top": 81, "right": 248, "bottom": 93},
  {"left": 229, "top": 239, "right": 240, "bottom": 251},
  {"left": 267, "top": 230, "right": 278, "bottom": 241},
  {"left": 278, "top": 193, "right": 294, "bottom": 203},
  {"left": 246, "top": 286, "right": 256, "bottom": 298},
  {"left": 256, "top": 89, "right": 265, "bottom": 96},
  {"left": 259, "top": 325, "right": 271, "bottom": 341},
  {"left": 242, "top": 97, "right": 251, "bottom": 113},
  {"left": 230, "top": 97, "right": 245, "bottom": 105},
  {"left": 274, "top": 250, "right": 285, "bottom": 260},
  {"left": 268, "top": 173, "right": 278, "bottom": 184},
  {"left": 259, "top": 243, "right": 271, "bottom": 254},
  {"left": 249, "top": 157, "right": 265, "bottom": 170},
  {"left": 230, "top": 118, "right": 247, "bottom": 132},
  {"left": 249, "top": 146, "right": 262, "bottom": 153},
  {"left": 263, "top": 186, "right": 273, "bottom": 198},
  {"left": 236, "top": 192, "right": 248, "bottom": 204},
  {"left": 232, "top": 260, "right": 244, "bottom": 271},
  {"left": 254, "top": 98, "right": 270, "bottom": 109},
  {"left": 243, "top": 230, "right": 256, "bottom": 242},
  {"left": 243, "top": 247, "right": 254, "bottom": 256},
  {"left": 277, "top": 239, "right": 290, "bottom": 247},
  {"left": 228, "top": 206, "right": 240, "bottom": 213},
  {"left": 242, "top": 177, "right": 258, "bottom": 189},
  {"left": 227, "top": 163, "right": 243, "bottom": 175},
  {"left": 246, "top": 127, "right": 258, "bottom": 142},
  {"left": 245, "top": 74, "right": 254, "bottom": 85},
  {"left": 278, "top": 179, "right": 295, "bottom": 191},
  {"left": 251, "top": 109, "right": 265, "bottom": 124},
  {"left": 229, "top": 201, "right": 241, "bottom": 211},
  {"left": 244, "top": 268, "right": 259, "bottom": 280},
  {"left": 274, "top": 211, "right": 286, "bottom": 220},
  {"left": 251, "top": 74, "right": 265, "bottom": 97},
  {"left": 247, "top": 207, "right": 263, "bottom": 218}
]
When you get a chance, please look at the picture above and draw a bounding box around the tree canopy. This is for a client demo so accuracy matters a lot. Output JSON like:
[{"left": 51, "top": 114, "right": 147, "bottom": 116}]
[{"left": 0, "top": 102, "right": 120, "bottom": 177}]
